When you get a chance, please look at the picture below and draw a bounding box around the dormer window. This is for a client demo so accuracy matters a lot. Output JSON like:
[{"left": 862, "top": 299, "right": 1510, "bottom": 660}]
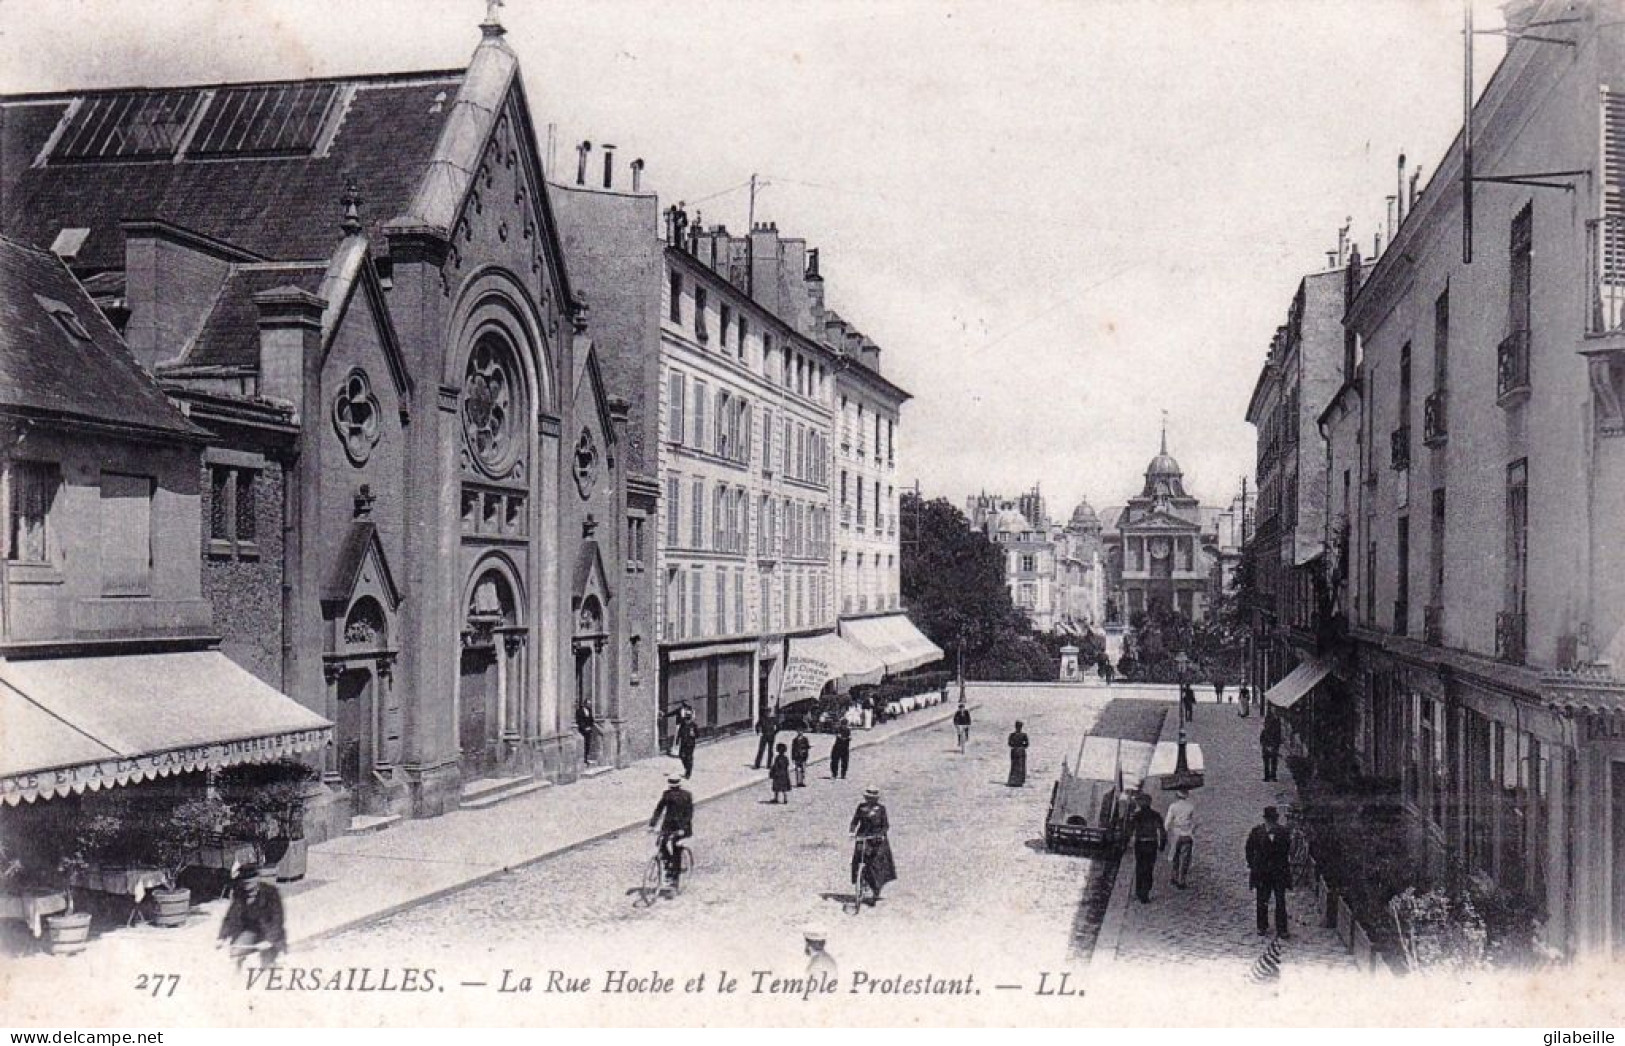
[{"left": 35, "top": 295, "right": 91, "bottom": 341}]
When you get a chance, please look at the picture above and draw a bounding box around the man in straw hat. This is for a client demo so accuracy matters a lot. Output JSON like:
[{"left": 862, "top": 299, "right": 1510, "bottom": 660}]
[
  {"left": 849, "top": 787, "right": 897, "bottom": 904},
  {"left": 648, "top": 774, "right": 694, "bottom": 891}
]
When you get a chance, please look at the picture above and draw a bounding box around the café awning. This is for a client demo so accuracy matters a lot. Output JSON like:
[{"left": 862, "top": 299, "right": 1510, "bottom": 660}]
[
  {"left": 0, "top": 651, "right": 331, "bottom": 805},
  {"left": 839, "top": 614, "right": 945, "bottom": 675},
  {"left": 1264, "top": 656, "right": 1333, "bottom": 710},
  {"left": 780, "top": 632, "right": 885, "bottom": 702}
]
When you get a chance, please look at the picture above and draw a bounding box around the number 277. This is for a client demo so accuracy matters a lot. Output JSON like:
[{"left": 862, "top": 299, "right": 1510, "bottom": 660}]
[{"left": 134, "top": 973, "right": 180, "bottom": 998}]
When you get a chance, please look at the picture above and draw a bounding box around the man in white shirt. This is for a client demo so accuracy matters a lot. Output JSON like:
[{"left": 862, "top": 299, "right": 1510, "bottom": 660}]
[{"left": 1164, "top": 788, "right": 1198, "bottom": 889}]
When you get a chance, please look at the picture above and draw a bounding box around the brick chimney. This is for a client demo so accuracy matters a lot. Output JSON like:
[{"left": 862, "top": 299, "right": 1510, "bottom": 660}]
[
  {"left": 254, "top": 285, "right": 325, "bottom": 414},
  {"left": 121, "top": 221, "right": 238, "bottom": 372},
  {"left": 859, "top": 336, "right": 882, "bottom": 374},
  {"left": 749, "top": 221, "right": 780, "bottom": 315}
]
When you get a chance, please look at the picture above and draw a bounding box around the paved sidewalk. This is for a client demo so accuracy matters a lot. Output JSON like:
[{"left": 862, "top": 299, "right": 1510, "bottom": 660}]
[
  {"left": 17, "top": 696, "right": 962, "bottom": 964},
  {"left": 1090, "top": 693, "right": 1357, "bottom": 983}
]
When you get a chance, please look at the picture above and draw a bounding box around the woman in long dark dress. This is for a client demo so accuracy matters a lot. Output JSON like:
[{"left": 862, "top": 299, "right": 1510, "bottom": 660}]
[
  {"left": 1007, "top": 721, "right": 1030, "bottom": 786},
  {"left": 849, "top": 787, "right": 897, "bottom": 902}
]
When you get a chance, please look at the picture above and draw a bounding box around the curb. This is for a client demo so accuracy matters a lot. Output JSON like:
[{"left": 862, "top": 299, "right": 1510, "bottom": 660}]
[{"left": 294, "top": 700, "right": 967, "bottom": 947}]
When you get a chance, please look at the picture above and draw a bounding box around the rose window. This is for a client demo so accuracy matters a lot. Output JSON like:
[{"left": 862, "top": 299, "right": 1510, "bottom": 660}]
[{"left": 462, "top": 336, "right": 525, "bottom": 476}]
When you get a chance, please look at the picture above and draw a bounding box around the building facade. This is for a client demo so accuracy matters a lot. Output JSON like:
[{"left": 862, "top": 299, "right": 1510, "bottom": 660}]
[
  {"left": 1101, "top": 435, "right": 1216, "bottom": 626},
  {"left": 1, "top": 23, "right": 634, "bottom": 833},
  {"left": 1254, "top": 0, "right": 1625, "bottom": 957}
]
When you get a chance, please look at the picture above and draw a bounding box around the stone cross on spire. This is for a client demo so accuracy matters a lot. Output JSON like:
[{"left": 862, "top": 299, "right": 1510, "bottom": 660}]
[{"left": 481, "top": 0, "right": 506, "bottom": 37}]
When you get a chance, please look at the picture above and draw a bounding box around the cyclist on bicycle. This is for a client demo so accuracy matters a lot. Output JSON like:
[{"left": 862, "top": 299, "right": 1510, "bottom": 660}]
[
  {"left": 849, "top": 787, "right": 897, "bottom": 904},
  {"left": 648, "top": 774, "right": 693, "bottom": 889}
]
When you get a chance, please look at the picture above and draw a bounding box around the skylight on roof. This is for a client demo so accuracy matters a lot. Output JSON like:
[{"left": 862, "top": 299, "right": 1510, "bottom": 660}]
[
  {"left": 52, "top": 91, "right": 201, "bottom": 162},
  {"left": 187, "top": 83, "right": 339, "bottom": 158}
]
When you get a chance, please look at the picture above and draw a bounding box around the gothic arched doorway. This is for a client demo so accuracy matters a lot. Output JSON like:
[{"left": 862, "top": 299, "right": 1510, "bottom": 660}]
[{"left": 460, "top": 567, "right": 522, "bottom": 776}]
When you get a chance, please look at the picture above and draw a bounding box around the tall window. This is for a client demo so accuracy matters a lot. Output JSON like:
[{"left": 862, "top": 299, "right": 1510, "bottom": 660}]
[
  {"left": 1506, "top": 460, "right": 1529, "bottom": 618},
  {"left": 715, "top": 569, "right": 728, "bottom": 635},
  {"left": 208, "top": 464, "right": 259, "bottom": 558},
  {"left": 1433, "top": 287, "right": 1450, "bottom": 391},
  {"left": 1429, "top": 488, "right": 1446, "bottom": 603},
  {"left": 8, "top": 461, "right": 59, "bottom": 563},
  {"left": 737, "top": 316, "right": 749, "bottom": 361},
  {"left": 857, "top": 479, "right": 865, "bottom": 526},
  {"left": 762, "top": 333, "right": 774, "bottom": 378},
  {"left": 694, "top": 285, "right": 709, "bottom": 342},
  {"left": 665, "top": 474, "right": 681, "bottom": 546},
  {"left": 734, "top": 569, "right": 745, "bottom": 633},
  {"left": 690, "top": 566, "right": 704, "bottom": 636},
  {"left": 666, "top": 568, "right": 685, "bottom": 639},
  {"left": 667, "top": 372, "right": 685, "bottom": 445},
  {"left": 692, "top": 379, "right": 707, "bottom": 449},
  {"left": 715, "top": 388, "right": 730, "bottom": 456},
  {"left": 761, "top": 408, "right": 773, "bottom": 475},
  {"left": 1510, "top": 203, "right": 1532, "bottom": 338},
  {"left": 1395, "top": 514, "right": 1409, "bottom": 634},
  {"left": 691, "top": 477, "right": 705, "bottom": 548},
  {"left": 712, "top": 485, "right": 725, "bottom": 551},
  {"left": 668, "top": 270, "right": 682, "bottom": 324},
  {"left": 627, "top": 515, "right": 646, "bottom": 571},
  {"left": 760, "top": 576, "right": 772, "bottom": 631},
  {"left": 100, "top": 472, "right": 154, "bottom": 596},
  {"left": 720, "top": 304, "right": 733, "bottom": 351}
]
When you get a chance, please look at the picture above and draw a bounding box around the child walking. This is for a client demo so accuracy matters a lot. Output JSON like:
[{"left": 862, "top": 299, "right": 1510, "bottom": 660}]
[
  {"left": 791, "top": 730, "right": 811, "bottom": 787},
  {"left": 770, "top": 742, "right": 793, "bottom": 803}
]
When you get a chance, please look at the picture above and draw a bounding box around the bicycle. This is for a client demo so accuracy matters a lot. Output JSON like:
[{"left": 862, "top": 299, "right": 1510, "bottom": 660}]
[
  {"left": 634, "top": 835, "right": 694, "bottom": 907},
  {"left": 843, "top": 835, "right": 883, "bottom": 915}
]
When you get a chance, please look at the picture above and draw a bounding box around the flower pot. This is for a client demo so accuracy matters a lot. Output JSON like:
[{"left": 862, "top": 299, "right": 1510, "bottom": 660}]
[
  {"left": 150, "top": 886, "right": 191, "bottom": 928},
  {"left": 44, "top": 911, "right": 92, "bottom": 956},
  {"left": 275, "top": 837, "right": 308, "bottom": 882}
]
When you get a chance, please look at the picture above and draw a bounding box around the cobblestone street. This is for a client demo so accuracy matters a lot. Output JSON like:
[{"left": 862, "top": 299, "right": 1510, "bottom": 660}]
[
  {"left": 316, "top": 685, "right": 1113, "bottom": 979},
  {"left": 1092, "top": 693, "right": 1359, "bottom": 995}
]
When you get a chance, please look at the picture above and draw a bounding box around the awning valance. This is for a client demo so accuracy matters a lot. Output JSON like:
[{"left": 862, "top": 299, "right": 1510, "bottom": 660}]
[
  {"left": 1265, "top": 656, "right": 1333, "bottom": 709},
  {"left": 0, "top": 651, "right": 331, "bottom": 805},
  {"left": 780, "top": 632, "right": 885, "bottom": 702},
  {"left": 839, "top": 614, "right": 945, "bottom": 675}
]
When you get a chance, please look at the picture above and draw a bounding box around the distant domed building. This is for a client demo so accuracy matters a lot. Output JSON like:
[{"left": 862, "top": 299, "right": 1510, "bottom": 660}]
[{"left": 1101, "top": 430, "right": 1217, "bottom": 625}]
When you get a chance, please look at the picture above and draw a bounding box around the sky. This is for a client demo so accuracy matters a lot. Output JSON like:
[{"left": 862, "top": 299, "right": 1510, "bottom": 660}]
[{"left": 0, "top": 0, "right": 1511, "bottom": 516}]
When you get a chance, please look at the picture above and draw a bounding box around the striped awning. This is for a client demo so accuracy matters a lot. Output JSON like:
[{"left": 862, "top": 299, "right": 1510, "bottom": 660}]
[
  {"left": 839, "top": 614, "right": 945, "bottom": 675},
  {"left": 1265, "top": 656, "right": 1333, "bottom": 709},
  {"left": 0, "top": 651, "right": 330, "bottom": 805},
  {"left": 780, "top": 632, "right": 885, "bottom": 702}
]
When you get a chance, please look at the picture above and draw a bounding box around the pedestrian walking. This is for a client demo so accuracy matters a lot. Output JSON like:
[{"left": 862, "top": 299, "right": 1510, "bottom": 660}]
[
  {"left": 1238, "top": 685, "right": 1252, "bottom": 718},
  {"left": 829, "top": 719, "right": 852, "bottom": 779},
  {"left": 1164, "top": 787, "right": 1198, "bottom": 888},
  {"left": 769, "top": 743, "right": 792, "bottom": 803},
  {"left": 804, "top": 926, "right": 838, "bottom": 982},
  {"left": 953, "top": 701, "right": 971, "bottom": 754},
  {"left": 1179, "top": 683, "right": 1196, "bottom": 724},
  {"left": 753, "top": 707, "right": 780, "bottom": 769},
  {"left": 675, "top": 711, "right": 699, "bottom": 779},
  {"left": 1260, "top": 711, "right": 1283, "bottom": 782},
  {"left": 791, "top": 729, "right": 811, "bottom": 787},
  {"left": 1006, "top": 721, "right": 1030, "bottom": 787},
  {"left": 1126, "top": 792, "right": 1167, "bottom": 903},
  {"left": 1245, "top": 806, "right": 1293, "bottom": 937},
  {"left": 1213, "top": 679, "right": 1226, "bottom": 704},
  {"left": 217, "top": 865, "right": 286, "bottom": 968}
]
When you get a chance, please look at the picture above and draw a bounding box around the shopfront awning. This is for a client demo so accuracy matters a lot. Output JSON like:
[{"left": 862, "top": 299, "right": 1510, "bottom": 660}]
[
  {"left": 780, "top": 632, "right": 885, "bottom": 702},
  {"left": 839, "top": 614, "right": 946, "bottom": 675},
  {"left": 0, "top": 651, "right": 331, "bottom": 805},
  {"left": 1264, "top": 656, "right": 1333, "bottom": 709}
]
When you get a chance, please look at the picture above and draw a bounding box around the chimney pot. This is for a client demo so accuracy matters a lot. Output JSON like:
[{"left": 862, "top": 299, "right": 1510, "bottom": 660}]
[
  {"left": 602, "top": 144, "right": 616, "bottom": 189},
  {"left": 576, "top": 141, "right": 593, "bottom": 186},
  {"left": 631, "top": 157, "right": 645, "bottom": 192}
]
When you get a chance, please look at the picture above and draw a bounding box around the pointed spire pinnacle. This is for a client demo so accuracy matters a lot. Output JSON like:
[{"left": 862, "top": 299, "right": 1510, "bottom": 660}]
[
  {"left": 1160, "top": 410, "right": 1168, "bottom": 455},
  {"left": 481, "top": 0, "right": 506, "bottom": 38}
]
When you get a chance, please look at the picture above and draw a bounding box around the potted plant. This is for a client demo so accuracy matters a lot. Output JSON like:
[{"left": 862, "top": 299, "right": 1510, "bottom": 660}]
[
  {"left": 142, "top": 794, "right": 231, "bottom": 927},
  {"left": 218, "top": 760, "right": 318, "bottom": 882},
  {"left": 41, "top": 807, "right": 120, "bottom": 956}
]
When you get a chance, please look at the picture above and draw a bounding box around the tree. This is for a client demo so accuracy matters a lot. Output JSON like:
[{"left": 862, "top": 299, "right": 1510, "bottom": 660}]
[{"left": 900, "top": 492, "right": 1043, "bottom": 679}]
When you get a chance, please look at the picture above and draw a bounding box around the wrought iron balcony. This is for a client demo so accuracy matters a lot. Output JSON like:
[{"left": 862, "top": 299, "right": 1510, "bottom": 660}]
[
  {"left": 1390, "top": 425, "right": 1411, "bottom": 471},
  {"left": 1423, "top": 390, "right": 1448, "bottom": 446},
  {"left": 1497, "top": 331, "right": 1530, "bottom": 403},
  {"left": 1424, "top": 604, "right": 1444, "bottom": 646},
  {"left": 1495, "top": 610, "right": 1527, "bottom": 665},
  {"left": 1586, "top": 216, "right": 1625, "bottom": 337},
  {"left": 1393, "top": 597, "right": 1409, "bottom": 637}
]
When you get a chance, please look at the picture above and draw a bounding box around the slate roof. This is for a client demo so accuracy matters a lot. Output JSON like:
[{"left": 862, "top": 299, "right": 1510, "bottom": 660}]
[
  {"left": 180, "top": 264, "right": 327, "bottom": 369},
  {"left": 0, "top": 234, "right": 203, "bottom": 438},
  {"left": 0, "top": 72, "right": 465, "bottom": 269}
]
